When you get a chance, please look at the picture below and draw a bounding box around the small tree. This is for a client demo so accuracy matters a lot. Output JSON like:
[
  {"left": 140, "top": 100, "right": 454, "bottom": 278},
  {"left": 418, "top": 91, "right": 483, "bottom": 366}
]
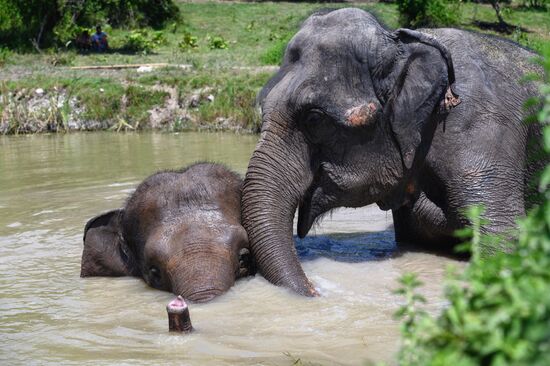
[
  {"left": 487, "top": 0, "right": 507, "bottom": 28},
  {"left": 471, "top": 0, "right": 512, "bottom": 31}
]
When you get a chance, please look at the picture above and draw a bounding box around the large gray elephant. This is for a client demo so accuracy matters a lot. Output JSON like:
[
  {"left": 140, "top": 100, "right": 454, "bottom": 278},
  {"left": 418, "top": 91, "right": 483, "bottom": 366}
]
[{"left": 241, "top": 8, "right": 544, "bottom": 296}]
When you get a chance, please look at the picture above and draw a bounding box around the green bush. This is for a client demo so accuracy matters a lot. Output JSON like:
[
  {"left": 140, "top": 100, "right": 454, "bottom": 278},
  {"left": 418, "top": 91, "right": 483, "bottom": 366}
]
[
  {"left": 55, "top": 0, "right": 180, "bottom": 29},
  {"left": 0, "top": 0, "right": 23, "bottom": 39},
  {"left": 122, "top": 30, "right": 166, "bottom": 54},
  {"left": 123, "top": 31, "right": 154, "bottom": 54},
  {"left": 178, "top": 31, "right": 199, "bottom": 52},
  {"left": 396, "top": 0, "right": 461, "bottom": 28},
  {"left": 0, "top": 47, "right": 12, "bottom": 67},
  {"left": 151, "top": 31, "right": 168, "bottom": 47},
  {"left": 0, "top": 0, "right": 59, "bottom": 49},
  {"left": 395, "top": 47, "right": 550, "bottom": 366},
  {"left": 206, "top": 35, "right": 228, "bottom": 50}
]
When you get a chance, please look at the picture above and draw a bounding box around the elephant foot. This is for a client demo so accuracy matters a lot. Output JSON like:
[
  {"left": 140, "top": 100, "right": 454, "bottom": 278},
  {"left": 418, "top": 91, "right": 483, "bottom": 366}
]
[
  {"left": 166, "top": 296, "right": 193, "bottom": 333},
  {"left": 307, "top": 280, "right": 320, "bottom": 297}
]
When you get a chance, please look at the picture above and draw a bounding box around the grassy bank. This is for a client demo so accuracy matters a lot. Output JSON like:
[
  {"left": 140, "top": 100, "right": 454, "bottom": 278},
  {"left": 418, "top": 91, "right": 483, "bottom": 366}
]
[
  {"left": 1, "top": 1, "right": 549, "bottom": 134},
  {"left": 0, "top": 69, "right": 273, "bottom": 134}
]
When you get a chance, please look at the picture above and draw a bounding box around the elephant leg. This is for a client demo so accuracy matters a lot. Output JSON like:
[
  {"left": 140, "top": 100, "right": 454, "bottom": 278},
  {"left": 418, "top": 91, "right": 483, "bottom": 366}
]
[
  {"left": 449, "top": 171, "right": 526, "bottom": 254},
  {"left": 396, "top": 172, "right": 526, "bottom": 255},
  {"left": 393, "top": 191, "right": 460, "bottom": 252}
]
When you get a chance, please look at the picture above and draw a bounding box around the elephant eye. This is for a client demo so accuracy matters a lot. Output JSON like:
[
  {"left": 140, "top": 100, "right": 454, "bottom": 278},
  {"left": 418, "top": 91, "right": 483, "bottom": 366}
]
[
  {"left": 145, "top": 263, "right": 171, "bottom": 292},
  {"left": 149, "top": 265, "right": 161, "bottom": 281},
  {"left": 301, "top": 109, "right": 336, "bottom": 144},
  {"left": 118, "top": 242, "right": 130, "bottom": 262}
]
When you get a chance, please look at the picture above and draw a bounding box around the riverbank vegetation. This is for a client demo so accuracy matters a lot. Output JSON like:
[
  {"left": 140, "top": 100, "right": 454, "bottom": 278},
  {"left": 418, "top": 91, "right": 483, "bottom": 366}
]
[{"left": 1, "top": 1, "right": 549, "bottom": 134}]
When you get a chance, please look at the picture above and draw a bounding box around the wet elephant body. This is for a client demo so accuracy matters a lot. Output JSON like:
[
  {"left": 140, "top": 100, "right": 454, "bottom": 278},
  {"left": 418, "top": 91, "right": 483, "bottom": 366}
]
[
  {"left": 81, "top": 163, "right": 253, "bottom": 302},
  {"left": 241, "top": 8, "right": 545, "bottom": 296}
]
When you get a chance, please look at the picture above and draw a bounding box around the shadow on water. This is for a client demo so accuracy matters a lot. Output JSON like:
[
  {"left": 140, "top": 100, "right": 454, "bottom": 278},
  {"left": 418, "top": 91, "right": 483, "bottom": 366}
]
[
  {"left": 295, "top": 231, "right": 470, "bottom": 263},
  {"left": 295, "top": 231, "right": 397, "bottom": 263}
]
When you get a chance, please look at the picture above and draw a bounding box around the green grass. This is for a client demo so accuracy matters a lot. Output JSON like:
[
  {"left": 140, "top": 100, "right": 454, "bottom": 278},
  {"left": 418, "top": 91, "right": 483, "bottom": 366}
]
[
  {"left": 0, "top": 2, "right": 401, "bottom": 71},
  {"left": 137, "top": 68, "right": 271, "bottom": 131},
  {"left": 73, "top": 78, "right": 125, "bottom": 121},
  {"left": 0, "top": 68, "right": 271, "bottom": 134},
  {"left": 125, "top": 84, "right": 169, "bottom": 125},
  {"left": 1, "top": 2, "right": 547, "bottom": 71},
  {"left": 459, "top": 2, "right": 550, "bottom": 52},
  {"left": 1, "top": 1, "right": 548, "bottom": 134},
  {"left": 259, "top": 31, "right": 294, "bottom": 66},
  {"left": 193, "top": 71, "right": 271, "bottom": 131}
]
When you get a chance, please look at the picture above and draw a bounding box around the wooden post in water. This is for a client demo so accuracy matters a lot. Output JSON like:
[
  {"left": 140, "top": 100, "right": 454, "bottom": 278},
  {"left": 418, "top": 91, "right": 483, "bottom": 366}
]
[{"left": 166, "top": 296, "right": 193, "bottom": 333}]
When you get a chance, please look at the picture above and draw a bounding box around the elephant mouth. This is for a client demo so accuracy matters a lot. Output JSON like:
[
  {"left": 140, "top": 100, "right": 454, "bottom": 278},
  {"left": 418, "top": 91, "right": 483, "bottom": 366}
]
[
  {"left": 237, "top": 247, "right": 255, "bottom": 278},
  {"left": 297, "top": 166, "right": 361, "bottom": 238},
  {"left": 297, "top": 184, "right": 336, "bottom": 238},
  {"left": 375, "top": 198, "right": 395, "bottom": 211},
  {"left": 298, "top": 170, "right": 399, "bottom": 236},
  {"left": 185, "top": 288, "right": 224, "bottom": 303},
  {"left": 297, "top": 193, "right": 315, "bottom": 239}
]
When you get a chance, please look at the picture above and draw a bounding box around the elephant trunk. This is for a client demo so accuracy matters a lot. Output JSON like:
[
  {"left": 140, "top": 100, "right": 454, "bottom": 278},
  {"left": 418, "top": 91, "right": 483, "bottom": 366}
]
[
  {"left": 168, "top": 248, "right": 237, "bottom": 303},
  {"left": 242, "top": 117, "right": 316, "bottom": 296}
]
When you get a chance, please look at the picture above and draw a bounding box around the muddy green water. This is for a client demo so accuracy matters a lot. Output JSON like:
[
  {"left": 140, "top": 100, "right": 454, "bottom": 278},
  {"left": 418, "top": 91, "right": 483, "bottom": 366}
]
[{"left": 0, "top": 133, "right": 462, "bottom": 365}]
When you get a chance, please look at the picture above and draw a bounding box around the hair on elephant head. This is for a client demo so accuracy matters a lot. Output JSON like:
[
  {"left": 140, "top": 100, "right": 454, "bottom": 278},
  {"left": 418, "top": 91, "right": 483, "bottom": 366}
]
[{"left": 81, "top": 163, "right": 255, "bottom": 303}]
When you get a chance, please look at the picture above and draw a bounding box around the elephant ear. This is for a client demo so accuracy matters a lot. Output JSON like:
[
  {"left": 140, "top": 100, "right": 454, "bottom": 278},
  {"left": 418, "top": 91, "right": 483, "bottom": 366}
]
[
  {"left": 257, "top": 68, "right": 286, "bottom": 109},
  {"left": 256, "top": 41, "right": 299, "bottom": 110},
  {"left": 385, "top": 29, "right": 460, "bottom": 170},
  {"left": 81, "top": 209, "right": 136, "bottom": 277}
]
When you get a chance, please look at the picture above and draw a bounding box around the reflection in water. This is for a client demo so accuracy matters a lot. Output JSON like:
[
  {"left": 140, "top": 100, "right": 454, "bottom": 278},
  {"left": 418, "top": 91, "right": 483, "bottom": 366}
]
[{"left": 0, "top": 133, "right": 462, "bottom": 365}]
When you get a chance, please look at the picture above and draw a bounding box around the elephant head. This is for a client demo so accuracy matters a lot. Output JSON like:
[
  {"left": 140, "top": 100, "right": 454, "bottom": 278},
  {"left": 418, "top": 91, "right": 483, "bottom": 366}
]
[
  {"left": 241, "top": 8, "right": 459, "bottom": 296},
  {"left": 81, "top": 163, "right": 254, "bottom": 302}
]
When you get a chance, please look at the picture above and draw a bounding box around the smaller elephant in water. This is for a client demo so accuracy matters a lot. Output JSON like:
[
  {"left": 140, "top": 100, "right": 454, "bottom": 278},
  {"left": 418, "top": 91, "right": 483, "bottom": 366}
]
[{"left": 81, "top": 163, "right": 254, "bottom": 302}]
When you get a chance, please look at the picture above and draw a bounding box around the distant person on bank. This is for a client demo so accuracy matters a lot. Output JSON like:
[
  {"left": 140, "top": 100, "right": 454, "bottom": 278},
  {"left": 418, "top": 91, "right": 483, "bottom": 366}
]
[
  {"left": 91, "top": 26, "right": 108, "bottom": 52},
  {"left": 75, "top": 30, "right": 91, "bottom": 51}
]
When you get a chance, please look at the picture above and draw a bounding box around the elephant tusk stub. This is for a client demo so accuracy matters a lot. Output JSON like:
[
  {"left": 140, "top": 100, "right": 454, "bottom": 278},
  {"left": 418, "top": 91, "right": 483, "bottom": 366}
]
[{"left": 166, "top": 295, "right": 193, "bottom": 333}]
